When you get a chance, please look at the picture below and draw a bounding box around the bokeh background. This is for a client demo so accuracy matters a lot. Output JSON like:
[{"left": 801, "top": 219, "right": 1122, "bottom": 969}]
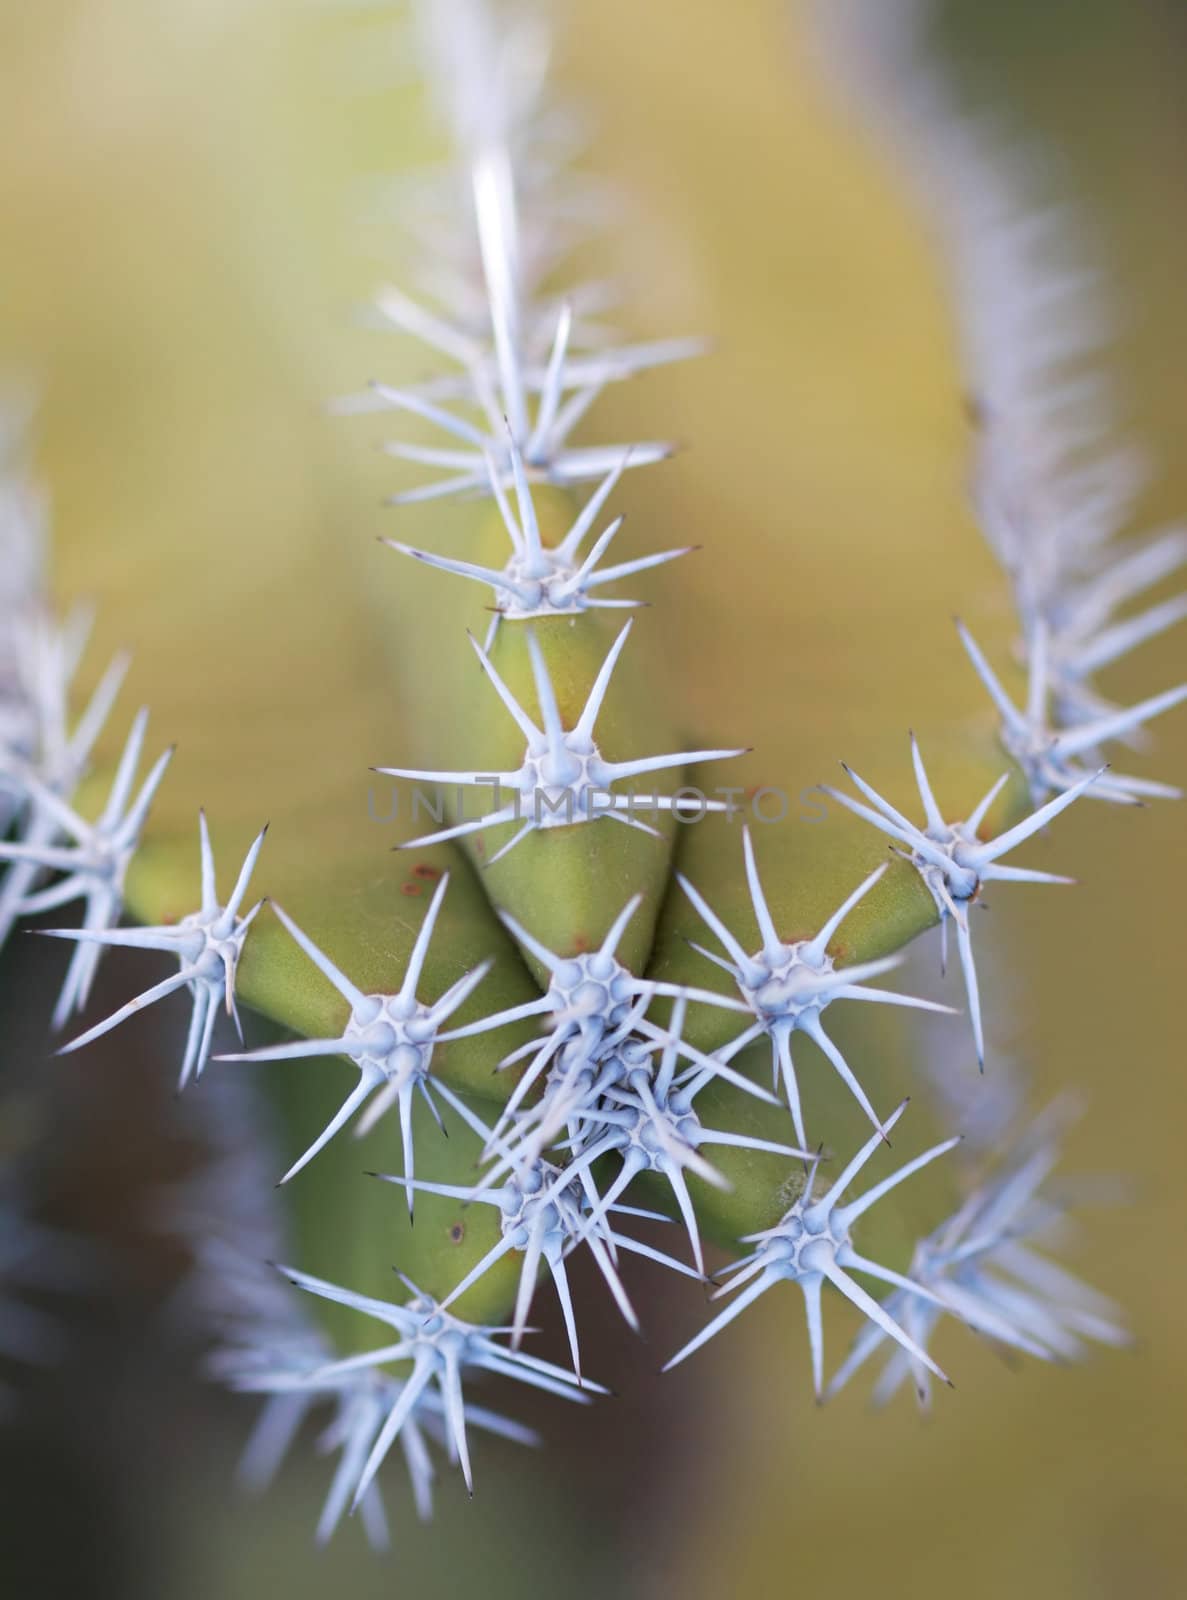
[{"left": 1, "top": 1, "right": 1185, "bottom": 1595}]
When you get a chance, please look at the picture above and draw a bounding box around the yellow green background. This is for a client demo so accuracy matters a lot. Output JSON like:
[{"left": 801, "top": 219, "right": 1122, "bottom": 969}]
[{"left": 0, "top": 0, "right": 1183, "bottom": 1595}]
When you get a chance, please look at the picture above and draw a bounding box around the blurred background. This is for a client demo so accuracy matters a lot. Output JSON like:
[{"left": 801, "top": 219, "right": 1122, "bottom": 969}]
[{"left": 1, "top": 1, "right": 1185, "bottom": 1595}]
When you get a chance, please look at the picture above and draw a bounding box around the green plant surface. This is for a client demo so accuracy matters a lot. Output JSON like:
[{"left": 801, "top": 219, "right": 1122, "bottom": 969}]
[{"left": 22, "top": 0, "right": 1065, "bottom": 1336}]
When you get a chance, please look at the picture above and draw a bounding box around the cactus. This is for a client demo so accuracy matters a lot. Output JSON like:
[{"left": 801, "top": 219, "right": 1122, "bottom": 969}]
[{"left": 2, "top": 0, "right": 1181, "bottom": 1555}]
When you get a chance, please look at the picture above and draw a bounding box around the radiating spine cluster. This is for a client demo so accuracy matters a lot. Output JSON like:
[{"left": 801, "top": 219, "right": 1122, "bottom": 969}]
[
  {"left": 48, "top": 814, "right": 267, "bottom": 1089},
  {"left": 336, "top": 0, "right": 700, "bottom": 503},
  {"left": 822, "top": 739, "right": 1102, "bottom": 1067},
  {"left": 384, "top": 439, "right": 694, "bottom": 651},
  {"left": 171, "top": 1077, "right": 552, "bottom": 1548},
  {"left": 0, "top": 404, "right": 175, "bottom": 1030},
  {"left": 676, "top": 833, "right": 954, "bottom": 1145},
  {"left": 377, "top": 620, "right": 748, "bottom": 862},
  {"left": 664, "top": 1102, "right": 961, "bottom": 1392},
  {"left": 827, "top": 0, "right": 1187, "bottom": 803},
  {"left": 826, "top": 1100, "right": 1131, "bottom": 1408}
]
